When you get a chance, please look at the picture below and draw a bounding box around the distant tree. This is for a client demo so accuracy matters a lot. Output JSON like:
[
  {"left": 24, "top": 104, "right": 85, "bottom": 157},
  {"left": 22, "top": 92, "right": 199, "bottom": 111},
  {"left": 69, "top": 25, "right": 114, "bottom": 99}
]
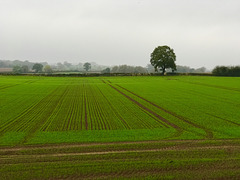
[
  {"left": 212, "top": 66, "right": 240, "bottom": 76},
  {"left": 63, "top": 61, "right": 72, "bottom": 67},
  {"left": 83, "top": 62, "right": 91, "bottom": 72},
  {"left": 77, "top": 63, "right": 83, "bottom": 71},
  {"left": 32, "top": 63, "right": 43, "bottom": 73},
  {"left": 110, "top": 65, "right": 147, "bottom": 73},
  {"left": 56, "top": 62, "right": 66, "bottom": 71},
  {"left": 175, "top": 65, "right": 192, "bottom": 73},
  {"left": 195, "top": 67, "right": 206, "bottom": 73},
  {"left": 44, "top": 65, "right": 53, "bottom": 74},
  {"left": 111, "top": 66, "right": 118, "bottom": 73},
  {"left": 134, "top": 66, "right": 147, "bottom": 73},
  {"left": 231, "top": 66, "right": 240, "bottom": 76},
  {"left": 150, "top": 45, "right": 176, "bottom": 75},
  {"left": 118, "top": 65, "right": 128, "bottom": 73},
  {"left": 0, "top": 60, "right": 9, "bottom": 68},
  {"left": 126, "top": 66, "right": 135, "bottom": 73},
  {"left": 101, "top": 68, "right": 110, "bottom": 74},
  {"left": 21, "top": 65, "right": 29, "bottom": 73},
  {"left": 175, "top": 65, "right": 207, "bottom": 73},
  {"left": 13, "top": 65, "right": 22, "bottom": 74},
  {"left": 63, "top": 61, "right": 73, "bottom": 70},
  {"left": 212, "top": 66, "right": 229, "bottom": 76},
  {"left": 146, "top": 64, "right": 155, "bottom": 73}
]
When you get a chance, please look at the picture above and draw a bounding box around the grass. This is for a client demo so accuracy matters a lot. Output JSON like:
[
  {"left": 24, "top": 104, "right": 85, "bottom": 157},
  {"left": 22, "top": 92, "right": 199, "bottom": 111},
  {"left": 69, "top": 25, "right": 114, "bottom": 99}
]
[
  {"left": 1, "top": 139, "right": 240, "bottom": 179},
  {"left": 1, "top": 75, "right": 240, "bottom": 144},
  {"left": 1, "top": 75, "right": 240, "bottom": 179},
  {"left": 27, "top": 129, "right": 177, "bottom": 144}
]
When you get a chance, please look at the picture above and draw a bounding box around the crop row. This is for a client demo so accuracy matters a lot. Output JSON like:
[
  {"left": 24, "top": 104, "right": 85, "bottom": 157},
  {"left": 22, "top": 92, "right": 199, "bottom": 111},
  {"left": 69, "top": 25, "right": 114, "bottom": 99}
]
[
  {"left": 41, "top": 79, "right": 167, "bottom": 131},
  {"left": 0, "top": 86, "right": 67, "bottom": 134},
  {"left": 1, "top": 76, "right": 240, "bottom": 144},
  {"left": 1, "top": 77, "right": 168, "bottom": 138},
  {"left": 108, "top": 76, "right": 240, "bottom": 139}
]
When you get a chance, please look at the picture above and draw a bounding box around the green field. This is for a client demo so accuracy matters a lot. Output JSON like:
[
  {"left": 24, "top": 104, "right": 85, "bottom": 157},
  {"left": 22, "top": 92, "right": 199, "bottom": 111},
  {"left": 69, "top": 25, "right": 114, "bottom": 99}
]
[{"left": 1, "top": 75, "right": 240, "bottom": 179}]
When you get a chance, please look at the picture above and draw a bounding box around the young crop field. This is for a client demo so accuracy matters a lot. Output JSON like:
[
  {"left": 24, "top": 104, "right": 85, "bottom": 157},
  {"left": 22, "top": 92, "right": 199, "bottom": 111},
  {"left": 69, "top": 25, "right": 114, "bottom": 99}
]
[{"left": 0, "top": 75, "right": 240, "bottom": 179}]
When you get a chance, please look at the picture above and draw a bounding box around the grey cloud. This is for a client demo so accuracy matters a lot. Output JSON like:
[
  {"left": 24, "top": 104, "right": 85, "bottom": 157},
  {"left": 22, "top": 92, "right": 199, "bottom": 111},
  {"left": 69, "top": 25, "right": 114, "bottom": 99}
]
[{"left": 0, "top": 0, "right": 240, "bottom": 68}]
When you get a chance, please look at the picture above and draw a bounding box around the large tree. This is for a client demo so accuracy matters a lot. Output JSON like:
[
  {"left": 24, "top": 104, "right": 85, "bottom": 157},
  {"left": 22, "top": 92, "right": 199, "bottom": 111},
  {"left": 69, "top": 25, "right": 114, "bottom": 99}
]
[
  {"left": 83, "top": 62, "right": 91, "bottom": 72},
  {"left": 32, "top": 63, "right": 43, "bottom": 73},
  {"left": 150, "top": 45, "right": 176, "bottom": 75}
]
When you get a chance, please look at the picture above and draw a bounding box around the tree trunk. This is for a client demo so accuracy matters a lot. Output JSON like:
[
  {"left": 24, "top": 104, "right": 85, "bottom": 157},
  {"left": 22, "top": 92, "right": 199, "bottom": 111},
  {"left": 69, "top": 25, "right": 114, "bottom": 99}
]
[{"left": 162, "top": 67, "right": 165, "bottom": 75}]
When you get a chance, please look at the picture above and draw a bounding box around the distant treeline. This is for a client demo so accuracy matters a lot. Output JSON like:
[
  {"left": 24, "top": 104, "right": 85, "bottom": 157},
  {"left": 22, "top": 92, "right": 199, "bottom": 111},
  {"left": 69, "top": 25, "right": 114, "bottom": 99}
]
[
  {"left": 110, "top": 65, "right": 207, "bottom": 73},
  {"left": 0, "top": 60, "right": 106, "bottom": 72},
  {"left": 0, "top": 60, "right": 46, "bottom": 69},
  {"left": 175, "top": 66, "right": 207, "bottom": 73},
  {"left": 111, "top": 65, "right": 147, "bottom": 73},
  {"left": 212, "top": 66, "right": 240, "bottom": 76},
  {"left": 1, "top": 59, "right": 208, "bottom": 74}
]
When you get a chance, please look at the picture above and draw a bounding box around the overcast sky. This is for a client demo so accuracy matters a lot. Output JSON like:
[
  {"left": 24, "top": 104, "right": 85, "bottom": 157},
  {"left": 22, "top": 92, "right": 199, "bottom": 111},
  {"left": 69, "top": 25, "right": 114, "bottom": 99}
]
[{"left": 1, "top": 0, "right": 240, "bottom": 69}]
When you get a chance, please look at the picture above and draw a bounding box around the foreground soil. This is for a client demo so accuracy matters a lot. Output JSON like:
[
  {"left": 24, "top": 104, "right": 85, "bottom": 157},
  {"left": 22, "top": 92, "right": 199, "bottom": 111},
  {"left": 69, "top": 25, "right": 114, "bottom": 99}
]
[{"left": 1, "top": 139, "right": 240, "bottom": 179}]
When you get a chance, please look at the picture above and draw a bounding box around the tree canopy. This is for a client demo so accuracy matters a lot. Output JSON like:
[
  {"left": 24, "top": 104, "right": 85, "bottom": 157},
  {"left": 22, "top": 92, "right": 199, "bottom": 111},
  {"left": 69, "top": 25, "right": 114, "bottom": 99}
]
[
  {"left": 83, "top": 62, "right": 91, "bottom": 72},
  {"left": 44, "top": 65, "right": 53, "bottom": 74},
  {"left": 111, "top": 65, "right": 147, "bottom": 73},
  {"left": 32, "top": 63, "right": 43, "bottom": 73},
  {"left": 150, "top": 45, "right": 176, "bottom": 75},
  {"left": 12, "top": 66, "right": 22, "bottom": 74},
  {"left": 13, "top": 65, "right": 29, "bottom": 74},
  {"left": 212, "top": 66, "right": 240, "bottom": 76},
  {"left": 101, "top": 67, "right": 110, "bottom": 74}
]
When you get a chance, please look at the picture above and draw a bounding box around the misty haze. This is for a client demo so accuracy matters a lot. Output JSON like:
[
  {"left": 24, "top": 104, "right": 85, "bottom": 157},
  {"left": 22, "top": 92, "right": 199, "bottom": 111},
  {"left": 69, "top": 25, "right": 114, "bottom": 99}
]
[{"left": 1, "top": 1, "right": 240, "bottom": 179}]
